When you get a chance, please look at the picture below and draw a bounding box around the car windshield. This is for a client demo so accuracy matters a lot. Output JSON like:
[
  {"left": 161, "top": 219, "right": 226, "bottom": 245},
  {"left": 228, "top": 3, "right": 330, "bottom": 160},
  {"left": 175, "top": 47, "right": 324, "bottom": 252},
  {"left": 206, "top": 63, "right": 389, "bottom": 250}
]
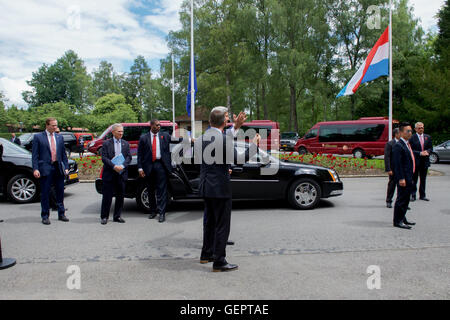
[
  {"left": 18, "top": 133, "right": 32, "bottom": 143},
  {"left": 281, "top": 132, "right": 297, "bottom": 139},
  {"left": 0, "top": 138, "right": 31, "bottom": 156}
]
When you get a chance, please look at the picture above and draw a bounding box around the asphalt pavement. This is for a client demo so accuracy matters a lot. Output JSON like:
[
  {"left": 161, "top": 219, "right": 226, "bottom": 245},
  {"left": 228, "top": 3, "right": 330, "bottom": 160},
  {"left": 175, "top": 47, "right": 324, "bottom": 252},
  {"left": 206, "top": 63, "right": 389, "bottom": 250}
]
[{"left": 0, "top": 164, "right": 449, "bottom": 299}]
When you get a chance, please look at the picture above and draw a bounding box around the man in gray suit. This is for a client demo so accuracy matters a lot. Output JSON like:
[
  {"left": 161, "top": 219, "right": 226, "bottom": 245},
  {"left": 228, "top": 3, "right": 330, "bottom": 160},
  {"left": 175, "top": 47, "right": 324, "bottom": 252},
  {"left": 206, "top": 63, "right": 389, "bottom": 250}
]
[{"left": 384, "top": 128, "right": 400, "bottom": 208}]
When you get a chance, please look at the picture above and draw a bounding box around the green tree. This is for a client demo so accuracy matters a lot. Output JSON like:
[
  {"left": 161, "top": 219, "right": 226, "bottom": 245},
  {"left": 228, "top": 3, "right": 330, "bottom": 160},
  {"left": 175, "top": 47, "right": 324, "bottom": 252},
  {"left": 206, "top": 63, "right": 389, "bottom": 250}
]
[
  {"left": 89, "top": 94, "right": 138, "bottom": 132},
  {"left": 91, "top": 61, "right": 121, "bottom": 102},
  {"left": 22, "top": 50, "right": 91, "bottom": 112}
]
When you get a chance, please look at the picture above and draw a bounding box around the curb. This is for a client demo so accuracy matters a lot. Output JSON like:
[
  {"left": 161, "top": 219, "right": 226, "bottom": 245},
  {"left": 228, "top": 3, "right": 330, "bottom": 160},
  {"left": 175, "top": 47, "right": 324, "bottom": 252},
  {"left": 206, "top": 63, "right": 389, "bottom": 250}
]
[{"left": 78, "top": 169, "right": 444, "bottom": 183}]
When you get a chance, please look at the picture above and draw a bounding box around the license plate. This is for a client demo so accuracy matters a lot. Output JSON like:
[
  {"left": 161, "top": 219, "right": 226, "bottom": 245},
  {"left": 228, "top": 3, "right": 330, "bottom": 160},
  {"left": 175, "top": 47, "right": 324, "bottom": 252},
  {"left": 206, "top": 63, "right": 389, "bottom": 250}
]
[
  {"left": 69, "top": 173, "right": 78, "bottom": 180},
  {"left": 282, "top": 144, "right": 287, "bottom": 147}
]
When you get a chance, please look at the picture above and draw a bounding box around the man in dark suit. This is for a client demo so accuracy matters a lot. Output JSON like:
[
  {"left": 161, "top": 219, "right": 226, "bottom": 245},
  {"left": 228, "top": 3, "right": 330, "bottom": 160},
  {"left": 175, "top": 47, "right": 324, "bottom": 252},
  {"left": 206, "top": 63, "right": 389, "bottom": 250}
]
[
  {"left": 409, "top": 122, "right": 432, "bottom": 202},
  {"left": 197, "top": 106, "right": 260, "bottom": 272},
  {"left": 392, "top": 122, "right": 416, "bottom": 230},
  {"left": 10, "top": 133, "right": 20, "bottom": 145},
  {"left": 384, "top": 128, "right": 400, "bottom": 208},
  {"left": 137, "top": 119, "right": 182, "bottom": 223},
  {"left": 32, "top": 118, "right": 69, "bottom": 225},
  {"left": 100, "top": 124, "right": 132, "bottom": 225}
]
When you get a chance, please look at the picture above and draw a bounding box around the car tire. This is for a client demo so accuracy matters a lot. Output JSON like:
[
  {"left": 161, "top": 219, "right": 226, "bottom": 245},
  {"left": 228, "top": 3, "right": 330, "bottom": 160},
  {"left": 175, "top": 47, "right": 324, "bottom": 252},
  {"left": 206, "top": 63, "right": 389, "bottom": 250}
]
[
  {"left": 429, "top": 152, "right": 439, "bottom": 164},
  {"left": 298, "top": 147, "right": 308, "bottom": 155},
  {"left": 136, "top": 184, "right": 172, "bottom": 213},
  {"left": 353, "top": 148, "right": 365, "bottom": 159},
  {"left": 136, "top": 184, "right": 152, "bottom": 213},
  {"left": 7, "top": 174, "right": 39, "bottom": 204},
  {"left": 287, "top": 178, "right": 321, "bottom": 210}
]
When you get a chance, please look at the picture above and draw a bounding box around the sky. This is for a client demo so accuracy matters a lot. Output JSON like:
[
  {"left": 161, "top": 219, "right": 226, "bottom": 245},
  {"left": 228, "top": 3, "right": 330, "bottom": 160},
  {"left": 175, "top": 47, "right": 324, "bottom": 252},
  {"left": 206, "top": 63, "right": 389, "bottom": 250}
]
[{"left": 0, "top": 0, "right": 445, "bottom": 108}]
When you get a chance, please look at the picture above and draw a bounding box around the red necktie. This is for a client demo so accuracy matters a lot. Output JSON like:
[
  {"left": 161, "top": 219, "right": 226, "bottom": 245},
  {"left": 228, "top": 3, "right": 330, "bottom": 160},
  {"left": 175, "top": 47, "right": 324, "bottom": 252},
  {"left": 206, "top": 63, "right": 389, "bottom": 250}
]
[
  {"left": 419, "top": 135, "right": 424, "bottom": 151},
  {"left": 152, "top": 134, "right": 157, "bottom": 162},
  {"left": 50, "top": 133, "right": 57, "bottom": 162},
  {"left": 407, "top": 142, "right": 415, "bottom": 174}
]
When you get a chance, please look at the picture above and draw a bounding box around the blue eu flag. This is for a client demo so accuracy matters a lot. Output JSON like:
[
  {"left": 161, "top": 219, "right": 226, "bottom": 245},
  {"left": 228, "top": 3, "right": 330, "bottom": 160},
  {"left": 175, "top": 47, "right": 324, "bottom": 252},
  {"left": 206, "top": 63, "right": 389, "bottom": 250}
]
[{"left": 186, "top": 61, "right": 197, "bottom": 117}]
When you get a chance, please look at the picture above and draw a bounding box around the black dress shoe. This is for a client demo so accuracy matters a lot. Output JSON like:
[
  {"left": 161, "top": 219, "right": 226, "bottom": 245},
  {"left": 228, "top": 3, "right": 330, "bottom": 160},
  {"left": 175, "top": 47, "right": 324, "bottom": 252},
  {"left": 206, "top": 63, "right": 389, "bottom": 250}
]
[
  {"left": 148, "top": 213, "right": 157, "bottom": 219},
  {"left": 212, "top": 263, "right": 238, "bottom": 272},
  {"left": 419, "top": 197, "right": 430, "bottom": 201},
  {"left": 386, "top": 202, "right": 392, "bottom": 208},
  {"left": 200, "top": 256, "right": 214, "bottom": 264},
  {"left": 393, "top": 222, "right": 412, "bottom": 229},
  {"left": 113, "top": 217, "right": 125, "bottom": 223},
  {"left": 158, "top": 215, "right": 165, "bottom": 223},
  {"left": 410, "top": 195, "right": 416, "bottom": 201},
  {"left": 42, "top": 218, "right": 51, "bottom": 225},
  {"left": 227, "top": 240, "right": 235, "bottom": 245},
  {"left": 101, "top": 218, "right": 107, "bottom": 225},
  {"left": 403, "top": 219, "right": 416, "bottom": 226},
  {"left": 58, "top": 215, "right": 69, "bottom": 222}
]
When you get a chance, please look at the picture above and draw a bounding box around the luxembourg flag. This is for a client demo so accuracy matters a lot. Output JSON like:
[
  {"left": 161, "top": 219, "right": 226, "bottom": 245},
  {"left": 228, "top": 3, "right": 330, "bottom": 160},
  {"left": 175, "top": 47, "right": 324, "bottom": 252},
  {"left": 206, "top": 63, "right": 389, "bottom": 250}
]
[{"left": 337, "top": 26, "right": 389, "bottom": 98}]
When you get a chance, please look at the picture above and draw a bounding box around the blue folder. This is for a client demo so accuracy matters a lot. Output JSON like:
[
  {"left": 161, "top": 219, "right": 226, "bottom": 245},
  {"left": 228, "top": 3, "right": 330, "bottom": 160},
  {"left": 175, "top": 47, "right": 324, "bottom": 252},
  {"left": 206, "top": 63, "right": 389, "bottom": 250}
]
[{"left": 111, "top": 153, "right": 125, "bottom": 166}]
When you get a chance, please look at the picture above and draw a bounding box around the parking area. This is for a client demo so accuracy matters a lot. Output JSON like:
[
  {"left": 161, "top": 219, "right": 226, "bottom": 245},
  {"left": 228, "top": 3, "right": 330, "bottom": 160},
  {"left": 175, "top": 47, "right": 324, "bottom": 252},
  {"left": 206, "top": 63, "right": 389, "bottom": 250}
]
[{"left": 0, "top": 164, "right": 449, "bottom": 299}]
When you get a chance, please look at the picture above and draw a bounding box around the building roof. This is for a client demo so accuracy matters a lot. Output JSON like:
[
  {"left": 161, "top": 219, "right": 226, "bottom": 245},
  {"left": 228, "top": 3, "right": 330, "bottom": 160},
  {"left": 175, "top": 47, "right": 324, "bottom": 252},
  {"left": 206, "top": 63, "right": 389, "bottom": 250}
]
[{"left": 175, "top": 106, "right": 210, "bottom": 122}]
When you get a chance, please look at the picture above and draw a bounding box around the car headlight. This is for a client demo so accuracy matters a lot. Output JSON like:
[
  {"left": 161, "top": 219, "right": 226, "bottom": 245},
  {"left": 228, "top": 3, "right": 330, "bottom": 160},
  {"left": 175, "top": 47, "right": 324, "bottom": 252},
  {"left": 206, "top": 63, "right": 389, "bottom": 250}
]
[{"left": 328, "top": 169, "right": 339, "bottom": 182}]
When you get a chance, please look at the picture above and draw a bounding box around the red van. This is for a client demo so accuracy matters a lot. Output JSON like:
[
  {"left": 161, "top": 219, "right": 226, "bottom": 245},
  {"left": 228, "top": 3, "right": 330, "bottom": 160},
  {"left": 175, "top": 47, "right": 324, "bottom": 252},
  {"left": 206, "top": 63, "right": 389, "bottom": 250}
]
[
  {"left": 87, "top": 121, "right": 178, "bottom": 155},
  {"left": 294, "top": 117, "right": 397, "bottom": 158},
  {"left": 227, "top": 120, "right": 280, "bottom": 151}
]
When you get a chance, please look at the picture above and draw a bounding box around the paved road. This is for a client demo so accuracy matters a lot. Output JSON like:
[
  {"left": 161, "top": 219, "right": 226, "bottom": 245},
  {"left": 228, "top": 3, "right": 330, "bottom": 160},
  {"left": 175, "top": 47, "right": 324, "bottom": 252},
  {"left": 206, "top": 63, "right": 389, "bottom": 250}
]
[{"left": 0, "top": 165, "right": 449, "bottom": 299}]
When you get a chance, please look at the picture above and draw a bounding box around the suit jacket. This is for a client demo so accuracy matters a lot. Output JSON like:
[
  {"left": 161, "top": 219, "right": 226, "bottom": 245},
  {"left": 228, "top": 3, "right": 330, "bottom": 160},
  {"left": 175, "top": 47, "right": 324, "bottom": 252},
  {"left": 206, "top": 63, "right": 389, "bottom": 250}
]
[
  {"left": 197, "top": 129, "right": 257, "bottom": 199},
  {"left": 392, "top": 139, "right": 414, "bottom": 185},
  {"left": 11, "top": 137, "right": 21, "bottom": 145},
  {"left": 384, "top": 139, "right": 397, "bottom": 172},
  {"left": 101, "top": 138, "right": 132, "bottom": 181},
  {"left": 409, "top": 133, "right": 433, "bottom": 168},
  {"left": 137, "top": 131, "right": 182, "bottom": 175},
  {"left": 32, "top": 131, "right": 69, "bottom": 177}
]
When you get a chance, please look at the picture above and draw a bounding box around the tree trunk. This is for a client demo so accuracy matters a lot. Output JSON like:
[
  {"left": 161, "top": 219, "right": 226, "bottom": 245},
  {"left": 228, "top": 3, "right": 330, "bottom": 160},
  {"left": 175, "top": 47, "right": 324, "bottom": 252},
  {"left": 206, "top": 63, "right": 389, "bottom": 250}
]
[
  {"left": 289, "top": 84, "right": 298, "bottom": 132},
  {"left": 262, "top": 83, "right": 268, "bottom": 120},
  {"left": 226, "top": 73, "right": 232, "bottom": 116},
  {"left": 350, "top": 95, "right": 356, "bottom": 120},
  {"left": 256, "top": 82, "right": 261, "bottom": 119}
]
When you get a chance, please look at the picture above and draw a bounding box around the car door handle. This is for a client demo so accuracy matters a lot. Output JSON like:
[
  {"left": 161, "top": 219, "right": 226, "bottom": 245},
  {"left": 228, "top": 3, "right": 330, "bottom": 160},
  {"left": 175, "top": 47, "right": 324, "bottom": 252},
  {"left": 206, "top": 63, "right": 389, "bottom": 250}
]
[{"left": 233, "top": 167, "right": 243, "bottom": 173}]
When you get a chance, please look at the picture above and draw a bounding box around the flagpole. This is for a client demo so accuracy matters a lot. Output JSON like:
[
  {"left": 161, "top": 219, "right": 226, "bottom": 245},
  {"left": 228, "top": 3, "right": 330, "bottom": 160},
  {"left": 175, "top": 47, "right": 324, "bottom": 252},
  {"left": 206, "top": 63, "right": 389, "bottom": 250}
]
[
  {"left": 190, "top": 0, "right": 195, "bottom": 138},
  {"left": 389, "top": 0, "right": 393, "bottom": 137},
  {"left": 172, "top": 54, "right": 176, "bottom": 137}
]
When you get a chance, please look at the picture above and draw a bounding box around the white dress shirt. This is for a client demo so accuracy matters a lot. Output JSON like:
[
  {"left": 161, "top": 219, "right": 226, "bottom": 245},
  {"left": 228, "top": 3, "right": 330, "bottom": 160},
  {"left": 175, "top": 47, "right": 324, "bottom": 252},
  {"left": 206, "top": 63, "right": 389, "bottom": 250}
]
[{"left": 113, "top": 138, "right": 122, "bottom": 157}]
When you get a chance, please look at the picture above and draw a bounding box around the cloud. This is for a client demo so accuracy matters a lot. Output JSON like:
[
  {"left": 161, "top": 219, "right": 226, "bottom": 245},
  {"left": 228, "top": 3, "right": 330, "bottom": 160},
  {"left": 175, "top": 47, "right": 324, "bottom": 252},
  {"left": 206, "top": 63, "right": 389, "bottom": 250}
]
[
  {"left": 0, "top": 0, "right": 178, "bottom": 107},
  {"left": 143, "top": 0, "right": 183, "bottom": 33},
  {"left": 409, "top": 0, "right": 445, "bottom": 31}
]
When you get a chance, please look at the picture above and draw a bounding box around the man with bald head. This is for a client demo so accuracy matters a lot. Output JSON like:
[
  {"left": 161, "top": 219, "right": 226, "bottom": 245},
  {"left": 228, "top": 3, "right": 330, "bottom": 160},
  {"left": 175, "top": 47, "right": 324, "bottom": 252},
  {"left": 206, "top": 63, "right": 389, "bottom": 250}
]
[{"left": 409, "top": 122, "right": 432, "bottom": 202}]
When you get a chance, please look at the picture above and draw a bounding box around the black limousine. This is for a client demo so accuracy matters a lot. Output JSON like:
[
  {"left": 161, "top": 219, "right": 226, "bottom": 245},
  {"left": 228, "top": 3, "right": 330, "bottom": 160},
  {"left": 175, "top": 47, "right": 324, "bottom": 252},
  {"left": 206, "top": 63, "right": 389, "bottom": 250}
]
[
  {"left": 95, "top": 142, "right": 343, "bottom": 211},
  {"left": 0, "top": 138, "right": 79, "bottom": 203}
]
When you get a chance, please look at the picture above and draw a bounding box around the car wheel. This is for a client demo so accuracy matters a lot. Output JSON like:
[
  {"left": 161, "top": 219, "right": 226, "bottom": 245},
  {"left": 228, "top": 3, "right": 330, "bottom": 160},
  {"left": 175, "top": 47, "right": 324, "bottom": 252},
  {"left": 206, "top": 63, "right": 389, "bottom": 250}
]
[
  {"left": 288, "top": 178, "right": 321, "bottom": 210},
  {"left": 7, "top": 174, "right": 39, "bottom": 204},
  {"left": 429, "top": 152, "right": 439, "bottom": 164},
  {"left": 353, "top": 148, "right": 365, "bottom": 159},
  {"left": 136, "top": 184, "right": 172, "bottom": 212},
  {"left": 298, "top": 147, "right": 307, "bottom": 155},
  {"left": 136, "top": 184, "right": 152, "bottom": 213}
]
